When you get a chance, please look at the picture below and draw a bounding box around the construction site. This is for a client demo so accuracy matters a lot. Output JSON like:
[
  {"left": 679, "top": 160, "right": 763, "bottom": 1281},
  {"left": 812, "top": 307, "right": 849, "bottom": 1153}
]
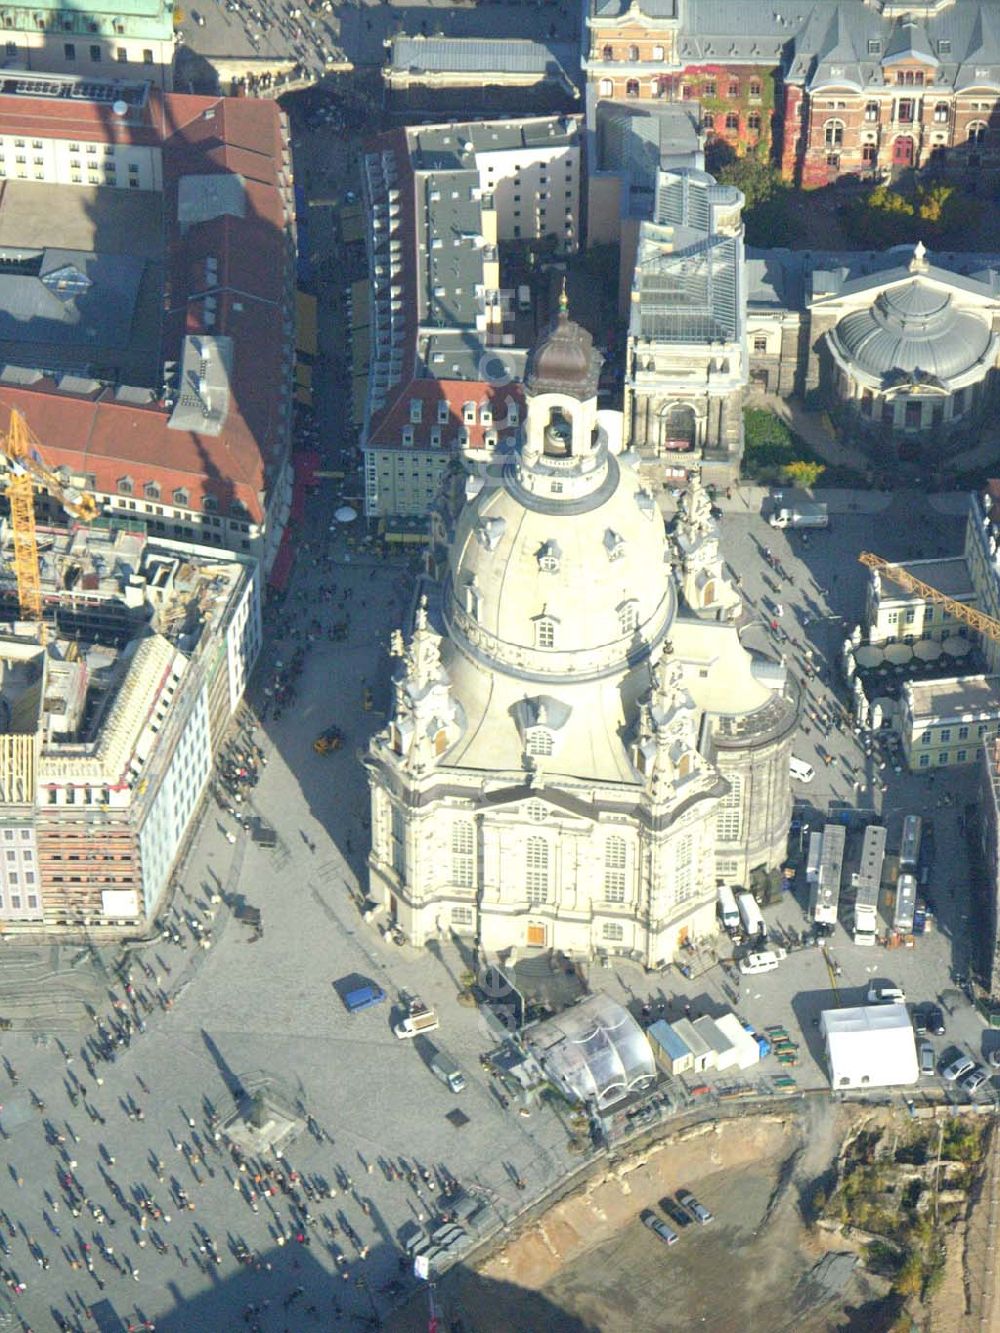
[{"left": 0, "top": 408, "right": 261, "bottom": 936}]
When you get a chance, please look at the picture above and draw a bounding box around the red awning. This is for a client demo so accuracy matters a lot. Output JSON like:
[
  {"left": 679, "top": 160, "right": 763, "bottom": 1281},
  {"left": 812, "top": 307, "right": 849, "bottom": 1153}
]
[{"left": 268, "top": 534, "right": 296, "bottom": 592}]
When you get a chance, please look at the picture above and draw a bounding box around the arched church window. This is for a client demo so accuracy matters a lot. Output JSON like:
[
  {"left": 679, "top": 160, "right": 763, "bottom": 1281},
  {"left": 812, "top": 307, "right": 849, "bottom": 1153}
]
[
  {"left": 536, "top": 616, "right": 556, "bottom": 649},
  {"left": 452, "top": 822, "right": 474, "bottom": 888},
  {"left": 526, "top": 837, "right": 550, "bottom": 904},
  {"left": 604, "top": 836, "right": 627, "bottom": 903},
  {"left": 716, "top": 773, "right": 743, "bottom": 841}
]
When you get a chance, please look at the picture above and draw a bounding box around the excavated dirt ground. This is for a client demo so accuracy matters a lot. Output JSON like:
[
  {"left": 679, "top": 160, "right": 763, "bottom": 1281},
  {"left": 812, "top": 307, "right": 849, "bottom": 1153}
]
[{"left": 387, "top": 1103, "right": 1000, "bottom": 1333}]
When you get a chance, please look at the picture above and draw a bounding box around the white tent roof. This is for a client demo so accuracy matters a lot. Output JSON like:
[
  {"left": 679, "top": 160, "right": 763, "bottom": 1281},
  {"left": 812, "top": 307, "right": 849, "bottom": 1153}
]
[
  {"left": 714, "top": 1013, "right": 761, "bottom": 1070},
  {"left": 821, "top": 1003, "right": 918, "bottom": 1090}
]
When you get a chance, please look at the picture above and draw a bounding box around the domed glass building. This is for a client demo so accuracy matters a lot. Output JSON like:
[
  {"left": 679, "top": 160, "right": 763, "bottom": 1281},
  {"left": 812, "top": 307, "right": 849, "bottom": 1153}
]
[{"left": 364, "top": 303, "right": 798, "bottom": 968}]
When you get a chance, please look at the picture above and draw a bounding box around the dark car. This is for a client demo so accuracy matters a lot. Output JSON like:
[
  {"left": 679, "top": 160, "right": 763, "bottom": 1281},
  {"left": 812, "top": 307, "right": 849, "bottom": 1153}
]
[
  {"left": 926, "top": 1004, "right": 946, "bottom": 1036},
  {"left": 659, "top": 1197, "right": 691, "bottom": 1229},
  {"left": 912, "top": 1008, "right": 927, "bottom": 1036},
  {"left": 677, "top": 1190, "right": 713, "bottom": 1225}
]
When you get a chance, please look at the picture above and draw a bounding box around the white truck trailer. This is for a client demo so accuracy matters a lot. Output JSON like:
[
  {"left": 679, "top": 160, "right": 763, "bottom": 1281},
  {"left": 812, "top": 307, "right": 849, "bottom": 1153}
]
[
  {"left": 851, "top": 824, "right": 886, "bottom": 946},
  {"left": 809, "top": 824, "right": 845, "bottom": 929}
]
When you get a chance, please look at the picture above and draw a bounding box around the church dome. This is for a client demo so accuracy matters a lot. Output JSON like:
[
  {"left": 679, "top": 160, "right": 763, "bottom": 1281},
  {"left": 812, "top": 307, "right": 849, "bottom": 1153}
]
[
  {"left": 830, "top": 278, "right": 993, "bottom": 384},
  {"left": 444, "top": 446, "right": 675, "bottom": 683},
  {"left": 525, "top": 304, "right": 603, "bottom": 401}
]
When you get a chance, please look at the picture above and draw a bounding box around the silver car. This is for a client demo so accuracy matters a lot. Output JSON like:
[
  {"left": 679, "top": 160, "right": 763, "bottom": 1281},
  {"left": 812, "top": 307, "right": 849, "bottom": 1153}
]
[
  {"left": 942, "top": 1054, "right": 975, "bottom": 1082},
  {"left": 919, "top": 1042, "right": 935, "bottom": 1076},
  {"left": 641, "top": 1210, "right": 678, "bottom": 1246},
  {"left": 961, "top": 1066, "right": 988, "bottom": 1095}
]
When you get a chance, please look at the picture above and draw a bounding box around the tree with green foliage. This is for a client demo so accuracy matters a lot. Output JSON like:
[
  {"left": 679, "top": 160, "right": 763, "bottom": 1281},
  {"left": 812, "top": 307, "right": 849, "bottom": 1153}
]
[{"left": 713, "top": 148, "right": 792, "bottom": 246}]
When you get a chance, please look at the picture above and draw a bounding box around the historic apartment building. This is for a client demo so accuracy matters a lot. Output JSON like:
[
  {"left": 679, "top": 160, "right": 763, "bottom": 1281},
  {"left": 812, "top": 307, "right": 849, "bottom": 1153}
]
[
  {"left": 584, "top": 0, "right": 1000, "bottom": 187},
  {"left": 0, "top": 73, "right": 298, "bottom": 578},
  {"left": 0, "top": 0, "right": 175, "bottom": 89},
  {"left": 0, "top": 528, "right": 260, "bottom": 932},
  {"left": 360, "top": 117, "right": 581, "bottom": 522}
]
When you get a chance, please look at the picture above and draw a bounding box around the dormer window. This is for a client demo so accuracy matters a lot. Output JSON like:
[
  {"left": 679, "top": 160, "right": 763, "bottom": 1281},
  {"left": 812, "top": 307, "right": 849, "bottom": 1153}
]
[
  {"left": 604, "top": 529, "right": 625, "bottom": 561},
  {"left": 410, "top": 398, "right": 422, "bottom": 424},
  {"left": 479, "top": 403, "right": 492, "bottom": 426},
  {"left": 437, "top": 400, "right": 449, "bottom": 425},
  {"left": 537, "top": 540, "right": 561, "bottom": 574},
  {"left": 484, "top": 430, "right": 497, "bottom": 448},
  {"left": 463, "top": 401, "right": 476, "bottom": 425},
  {"left": 463, "top": 578, "right": 480, "bottom": 618},
  {"left": 117, "top": 476, "right": 133, "bottom": 495},
  {"left": 172, "top": 488, "right": 189, "bottom": 507},
  {"left": 430, "top": 427, "right": 442, "bottom": 448},
  {"left": 526, "top": 729, "right": 553, "bottom": 758},
  {"left": 143, "top": 481, "right": 160, "bottom": 501},
  {"left": 506, "top": 400, "right": 519, "bottom": 426},
  {"left": 534, "top": 614, "right": 556, "bottom": 649},
  {"left": 618, "top": 600, "right": 639, "bottom": 636},
  {"left": 402, "top": 425, "right": 414, "bottom": 446},
  {"left": 203, "top": 495, "right": 218, "bottom": 513}
]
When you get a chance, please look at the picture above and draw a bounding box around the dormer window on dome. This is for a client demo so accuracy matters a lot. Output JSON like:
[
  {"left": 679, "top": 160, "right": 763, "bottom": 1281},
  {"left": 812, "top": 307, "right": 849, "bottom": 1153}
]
[
  {"left": 604, "top": 529, "right": 625, "bottom": 561},
  {"left": 534, "top": 613, "right": 557, "bottom": 649},
  {"left": 475, "top": 516, "right": 506, "bottom": 551},
  {"left": 537, "top": 540, "right": 562, "bottom": 574}
]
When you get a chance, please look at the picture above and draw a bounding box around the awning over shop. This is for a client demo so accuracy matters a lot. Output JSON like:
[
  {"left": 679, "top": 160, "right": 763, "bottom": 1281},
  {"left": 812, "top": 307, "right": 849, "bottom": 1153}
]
[
  {"left": 380, "top": 515, "right": 430, "bottom": 545},
  {"left": 290, "top": 449, "right": 321, "bottom": 522},
  {"left": 268, "top": 533, "right": 296, "bottom": 592},
  {"left": 296, "top": 290, "right": 318, "bottom": 357},
  {"left": 351, "top": 325, "right": 371, "bottom": 374},
  {"left": 350, "top": 279, "right": 371, "bottom": 329},
  {"left": 341, "top": 206, "right": 366, "bottom": 245},
  {"left": 351, "top": 375, "right": 368, "bottom": 426}
]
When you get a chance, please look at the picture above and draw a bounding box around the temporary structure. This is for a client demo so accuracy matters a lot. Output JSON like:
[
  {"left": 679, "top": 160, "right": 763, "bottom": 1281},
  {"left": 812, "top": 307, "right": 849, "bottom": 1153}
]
[{"left": 821, "top": 1003, "right": 918, "bottom": 1090}]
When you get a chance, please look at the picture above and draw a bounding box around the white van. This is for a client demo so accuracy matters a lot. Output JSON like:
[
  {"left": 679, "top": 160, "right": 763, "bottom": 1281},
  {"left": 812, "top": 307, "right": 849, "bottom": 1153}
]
[
  {"left": 737, "top": 891, "right": 766, "bottom": 941},
  {"left": 738, "top": 948, "right": 787, "bottom": 976},
  {"left": 790, "top": 756, "right": 815, "bottom": 783},
  {"left": 716, "top": 884, "right": 740, "bottom": 932}
]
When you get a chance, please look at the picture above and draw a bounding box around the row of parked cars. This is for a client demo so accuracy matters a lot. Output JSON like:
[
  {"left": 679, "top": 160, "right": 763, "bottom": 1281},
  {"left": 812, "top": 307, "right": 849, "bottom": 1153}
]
[{"left": 640, "top": 1191, "right": 713, "bottom": 1247}]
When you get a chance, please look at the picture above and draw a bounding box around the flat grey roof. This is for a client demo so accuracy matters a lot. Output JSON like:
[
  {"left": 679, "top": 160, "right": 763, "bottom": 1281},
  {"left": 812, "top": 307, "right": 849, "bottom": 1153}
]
[
  {"left": 885, "top": 557, "right": 975, "bottom": 602},
  {"left": 391, "top": 37, "right": 576, "bottom": 78},
  {"left": 907, "top": 674, "right": 1000, "bottom": 722}
]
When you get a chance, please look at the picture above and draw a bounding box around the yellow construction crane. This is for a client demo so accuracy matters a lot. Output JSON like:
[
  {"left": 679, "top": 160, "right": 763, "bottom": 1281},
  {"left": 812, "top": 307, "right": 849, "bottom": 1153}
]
[
  {"left": 0, "top": 408, "right": 99, "bottom": 627},
  {"left": 859, "top": 550, "right": 1000, "bottom": 645}
]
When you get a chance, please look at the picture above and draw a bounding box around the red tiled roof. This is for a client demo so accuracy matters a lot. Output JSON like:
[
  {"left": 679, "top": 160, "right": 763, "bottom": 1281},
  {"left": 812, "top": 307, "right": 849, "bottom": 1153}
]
[
  {"left": 367, "top": 379, "right": 524, "bottom": 452},
  {"left": 0, "top": 90, "right": 292, "bottom": 526}
]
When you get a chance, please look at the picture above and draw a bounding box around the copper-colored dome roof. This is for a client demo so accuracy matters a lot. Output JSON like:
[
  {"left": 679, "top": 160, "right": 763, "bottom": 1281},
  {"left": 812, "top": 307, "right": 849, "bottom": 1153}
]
[{"left": 526, "top": 301, "right": 603, "bottom": 401}]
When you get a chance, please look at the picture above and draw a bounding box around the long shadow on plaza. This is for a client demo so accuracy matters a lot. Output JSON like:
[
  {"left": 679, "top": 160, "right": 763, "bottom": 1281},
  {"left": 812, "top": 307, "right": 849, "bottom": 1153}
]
[{"left": 145, "top": 1239, "right": 600, "bottom": 1332}]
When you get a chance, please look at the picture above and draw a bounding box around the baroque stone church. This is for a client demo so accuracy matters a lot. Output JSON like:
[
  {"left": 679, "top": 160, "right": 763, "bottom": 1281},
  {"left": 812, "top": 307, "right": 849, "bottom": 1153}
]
[{"left": 363, "top": 303, "right": 798, "bottom": 967}]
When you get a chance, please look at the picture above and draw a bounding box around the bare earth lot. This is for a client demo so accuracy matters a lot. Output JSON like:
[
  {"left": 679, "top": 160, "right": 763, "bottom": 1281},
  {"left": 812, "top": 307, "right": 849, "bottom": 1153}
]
[{"left": 389, "top": 1102, "right": 896, "bottom": 1333}]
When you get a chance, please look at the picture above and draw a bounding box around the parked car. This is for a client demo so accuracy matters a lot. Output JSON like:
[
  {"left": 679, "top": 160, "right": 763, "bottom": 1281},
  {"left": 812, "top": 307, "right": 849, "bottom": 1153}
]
[
  {"left": 659, "top": 1197, "right": 691, "bottom": 1229},
  {"left": 961, "top": 1066, "right": 988, "bottom": 1094},
  {"left": 677, "top": 1190, "right": 713, "bottom": 1225},
  {"left": 866, "top": 983, "right": 906, "bottom": 1005},
  {"left": 988, "top": 1048, "right": 1000, "bottom": 1070},
  {"left": 925, "top": 1004, "right": 946, "bottom": 1036},
  {"left": 912, "top": 1009, "right": 927, "bottom": 1036},
  {"left": 738, "top": 948, "right": 787, "bottom": 976},
  {"left": 941, "top": 1052, "right": 976, "bottom": 1083},
  {"left": 919, "top": 1041, "right": 935, "bottom": 1076},
  {"left": 641, "top": 1210, "right": 678, "bottom": 1246}
]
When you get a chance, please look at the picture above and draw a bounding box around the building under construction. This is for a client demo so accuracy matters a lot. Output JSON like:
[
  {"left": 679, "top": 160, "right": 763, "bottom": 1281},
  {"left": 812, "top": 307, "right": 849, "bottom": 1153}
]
[{"left": 0, "top": 521, "right": 260, "bottom": 933}]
